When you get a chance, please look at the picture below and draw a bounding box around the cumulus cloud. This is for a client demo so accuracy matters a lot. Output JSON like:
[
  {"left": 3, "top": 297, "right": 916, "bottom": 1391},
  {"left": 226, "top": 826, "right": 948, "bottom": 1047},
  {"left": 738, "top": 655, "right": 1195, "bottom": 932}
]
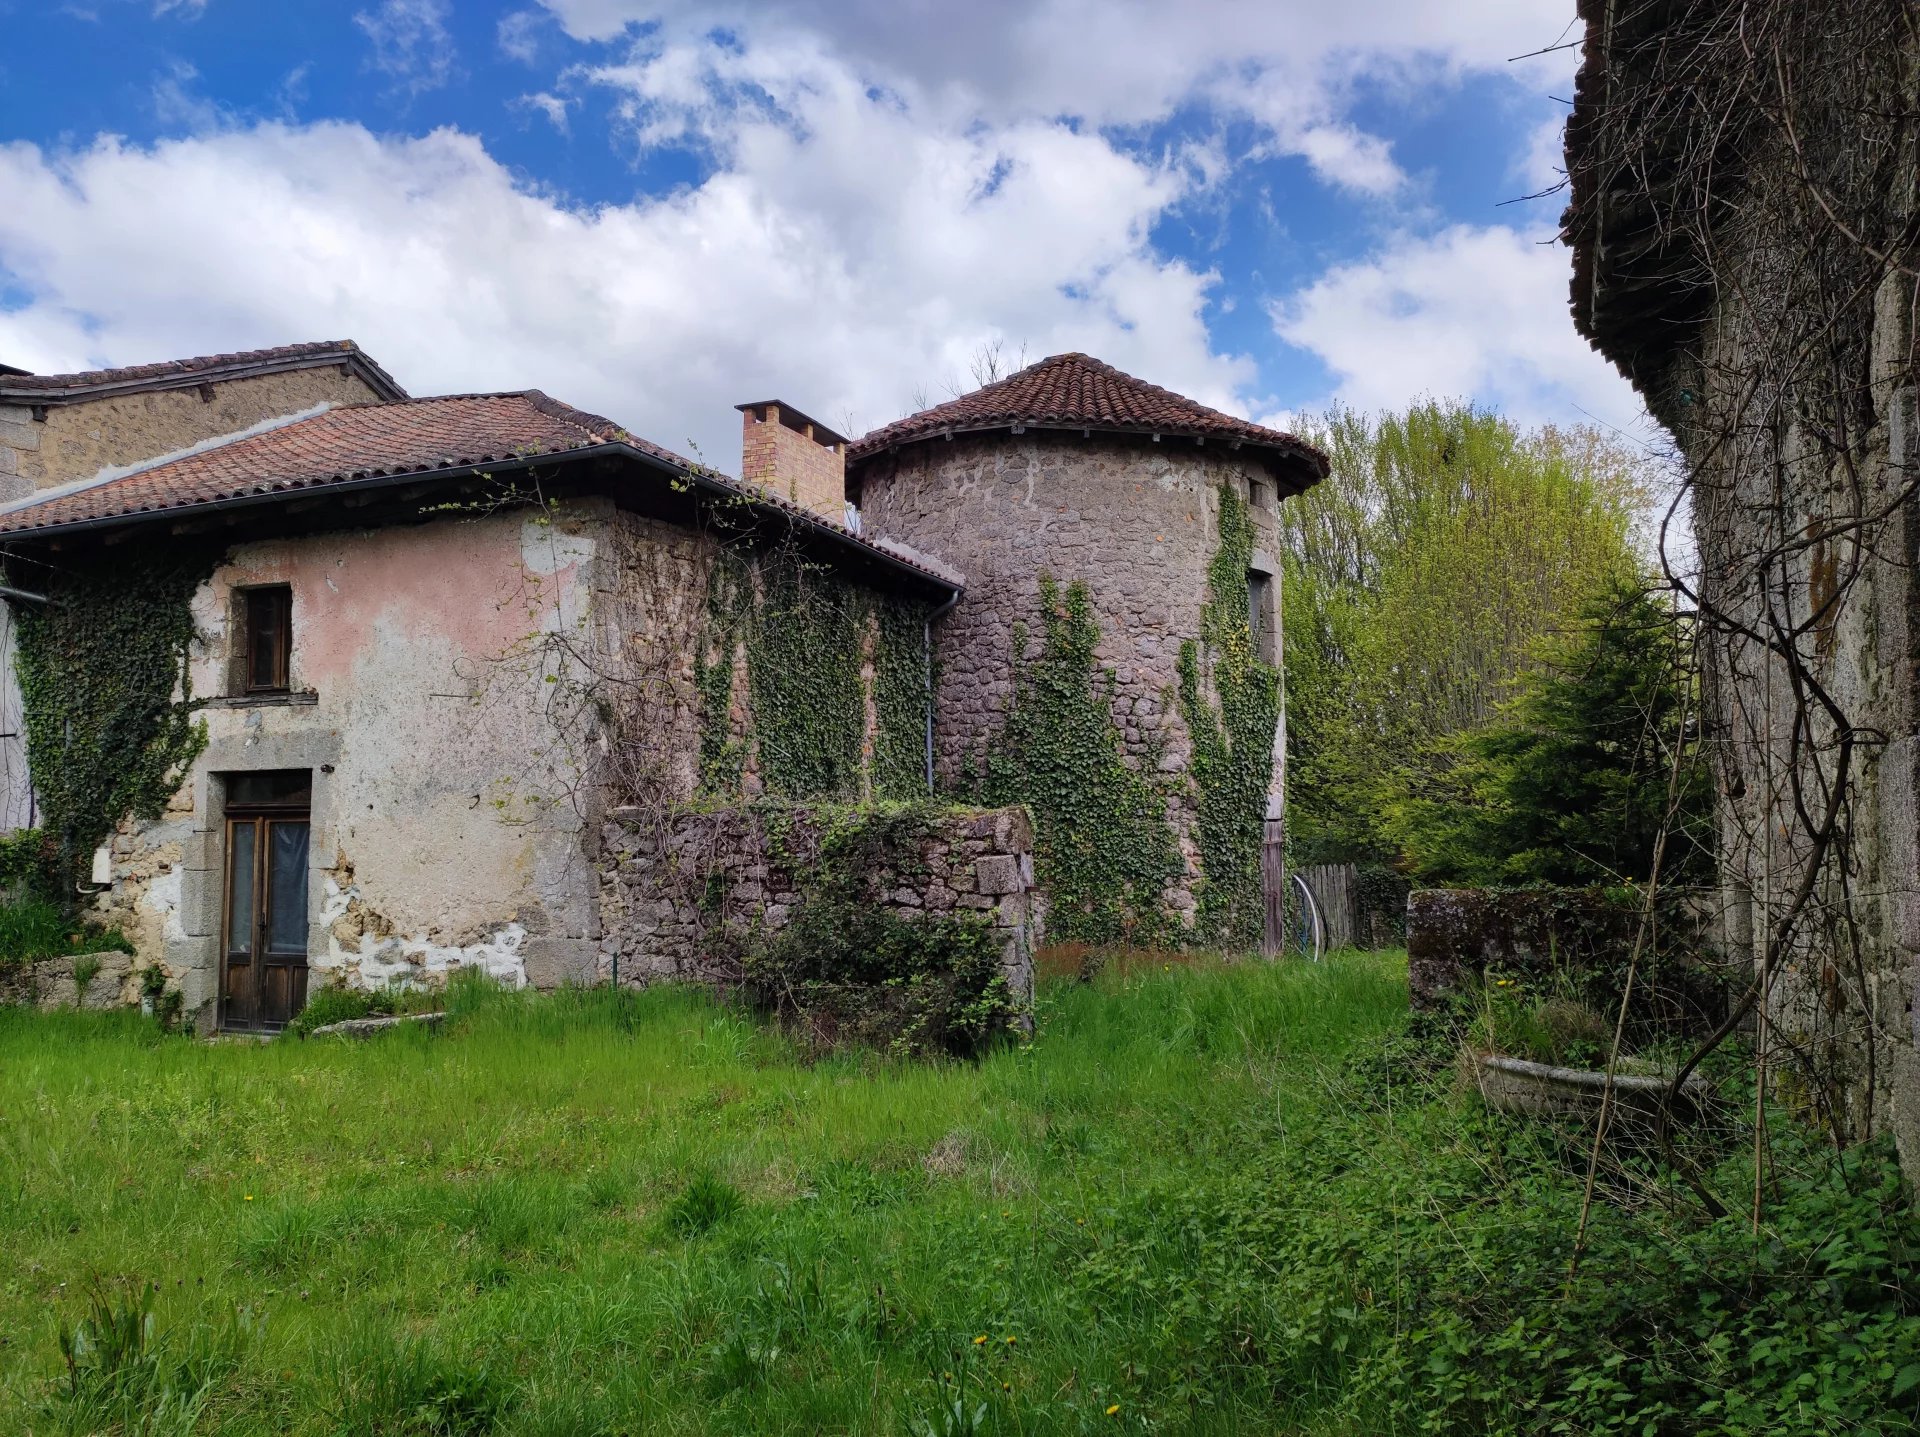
[
  {"left": 0, "top": 108, "right": 1246, "bottom": 468},
  {"left": 1269, "top": 223, "right": 1643, "bottom": 431},
  {"left": 0, "top": 0, "right": 1632, "bottom": 479}
]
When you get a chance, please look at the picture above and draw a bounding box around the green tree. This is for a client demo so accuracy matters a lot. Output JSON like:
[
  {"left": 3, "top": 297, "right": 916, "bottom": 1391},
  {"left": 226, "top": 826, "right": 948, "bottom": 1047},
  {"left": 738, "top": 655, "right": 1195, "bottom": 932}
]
[
  {"left": 1278, "top": 402, "right": 1649, "bottom": 864},
  {"left": 1385, "top": 576, "right": 1714, "bottom": 886}
]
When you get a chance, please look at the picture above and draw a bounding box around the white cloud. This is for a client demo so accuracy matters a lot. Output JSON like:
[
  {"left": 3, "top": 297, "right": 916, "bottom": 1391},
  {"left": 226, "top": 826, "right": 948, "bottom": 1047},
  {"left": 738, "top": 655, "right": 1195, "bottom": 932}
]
[
  {"left": 0, "top": 109, "right": 1247, "bottom": 469},
  {"left": 497, "top": 9, "right": 549, "bottom": 65},
  {"left": 536, "top": 0, "right": 1576, "bottom": 189},
  {"left": 354, "top": 0, "right": 457, "bottom": 94},
  {"left": 0, "top": 0, "right": 1635, "bottom": 484},
  {"left": 152, "top": 0, "right": 207, "bottom": 16},
  {"left": 1270, "top": 223, "right": 1645, "bottom": 432}
]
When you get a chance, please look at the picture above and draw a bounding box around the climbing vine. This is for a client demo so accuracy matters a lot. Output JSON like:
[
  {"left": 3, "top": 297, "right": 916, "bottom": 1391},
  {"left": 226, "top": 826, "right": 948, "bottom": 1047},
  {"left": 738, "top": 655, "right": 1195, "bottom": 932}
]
[
  {"left": 984, "top": 576, "right": 1180, "bottom": 945},
  {"left": 1178, "top": 484, "right": 1281, "bottom": 948},
  {"left": 872, "top": 596, "right": 931, "bottom": 800},
  {"left": 10, "top": 548, "right": 217, "bottom": 889},
  {"left": 747, "top": 555, "right": 867, "bottom": 799},
  {"left": 695, "top": 546, "right": 933, "bottom": 803}
]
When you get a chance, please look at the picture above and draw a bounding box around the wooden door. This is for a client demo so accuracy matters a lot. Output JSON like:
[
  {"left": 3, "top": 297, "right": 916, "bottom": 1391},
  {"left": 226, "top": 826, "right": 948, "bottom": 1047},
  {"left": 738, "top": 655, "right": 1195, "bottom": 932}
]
[{"left": 221, "top": 810, "right": 310, "bottom": 1031}]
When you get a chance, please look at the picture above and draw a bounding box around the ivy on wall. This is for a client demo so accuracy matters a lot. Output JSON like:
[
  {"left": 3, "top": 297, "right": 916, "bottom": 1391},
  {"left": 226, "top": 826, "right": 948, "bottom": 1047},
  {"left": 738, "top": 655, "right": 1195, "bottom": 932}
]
[
  {"left": 1178, "top": 484, "right": 1282, "bottom": 948},
  {"left": 10, "top": 549, "right": 216, "bottom": 888},
  {"left": 696, "top": 546, "right": 934, "bottom": 804},
  {"left": 871, "top": 597, "right": 931, "bottom": 801},
  {"left": 984, "top": 576, "right": 1180, "bottom": 945}
]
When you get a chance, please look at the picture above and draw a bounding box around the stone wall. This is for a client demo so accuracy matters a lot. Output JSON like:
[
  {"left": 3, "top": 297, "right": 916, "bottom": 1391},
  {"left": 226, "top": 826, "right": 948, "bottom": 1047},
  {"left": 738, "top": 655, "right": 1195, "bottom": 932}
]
[
  {"left": 597, "top": 803, "right": 1036, "bottom": 1000},
  {"left": 854, "top": 433, "right": 1284, "bottom": 922},
  {"left": 0, "top": 366, "right": 383, "bottom": 500},
  {"left": 0, "top": 951, "right": 137, "bottom": 1011},
  {"left": 1564, "top": 0, "right": 1920, "bottom": 1177},
  {"left": 1407, "top": 888, "right": 1730, "bottom": 1041}
]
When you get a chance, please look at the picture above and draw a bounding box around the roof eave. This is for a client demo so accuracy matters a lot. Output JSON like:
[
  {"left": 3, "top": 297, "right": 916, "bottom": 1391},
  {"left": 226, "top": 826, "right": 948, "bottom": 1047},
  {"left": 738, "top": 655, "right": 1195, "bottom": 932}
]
[
  {"left": 848, "top": 419, "right": 1326, "bottom": 488},
  {"left": 0, "top": 349, "right": 410, "bottom": 406},
  {"left": 0, "top": 440, "right": 963, "bottom": 600}
]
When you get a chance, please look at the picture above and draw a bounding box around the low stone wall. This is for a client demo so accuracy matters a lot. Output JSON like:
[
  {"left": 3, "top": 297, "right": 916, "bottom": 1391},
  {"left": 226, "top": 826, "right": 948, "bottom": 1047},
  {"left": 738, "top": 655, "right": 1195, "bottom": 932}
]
[
  {"left": 0, "top": 951, "right": 138, "bottom": 1011},
  {"left": 1407, "top": 888, "right": 1729, "bottom": 1039},
  {"left": 598, "top": 803, "right": 1037, "bottom": 1000}
]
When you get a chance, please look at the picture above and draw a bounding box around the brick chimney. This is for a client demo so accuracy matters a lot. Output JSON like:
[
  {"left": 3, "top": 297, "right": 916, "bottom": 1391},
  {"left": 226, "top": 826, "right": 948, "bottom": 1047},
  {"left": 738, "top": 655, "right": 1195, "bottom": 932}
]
[{"left": 735, "top": 401, "right": 848, "bottom": 521}]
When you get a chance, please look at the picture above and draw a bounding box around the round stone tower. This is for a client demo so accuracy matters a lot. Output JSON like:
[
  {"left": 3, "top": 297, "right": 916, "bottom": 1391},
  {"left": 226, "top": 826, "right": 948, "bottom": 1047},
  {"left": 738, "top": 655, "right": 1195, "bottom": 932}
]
[{"left": 847, "top": 353, "right": 1326, "bottom": 946}]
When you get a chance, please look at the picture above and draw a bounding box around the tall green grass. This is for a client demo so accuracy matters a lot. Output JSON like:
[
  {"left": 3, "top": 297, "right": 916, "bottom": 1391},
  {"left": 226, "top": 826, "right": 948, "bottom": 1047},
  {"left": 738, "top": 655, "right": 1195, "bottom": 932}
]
[{"left": 0, "top": 953, "right": 1913, "bottom": 1434}]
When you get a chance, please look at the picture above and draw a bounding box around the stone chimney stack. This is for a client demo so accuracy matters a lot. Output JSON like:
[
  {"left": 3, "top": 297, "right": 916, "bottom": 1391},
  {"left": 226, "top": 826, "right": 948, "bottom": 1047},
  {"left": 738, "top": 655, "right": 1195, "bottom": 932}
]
[{"left": 735, "top": 401, "right": 848, "bottom": 521}]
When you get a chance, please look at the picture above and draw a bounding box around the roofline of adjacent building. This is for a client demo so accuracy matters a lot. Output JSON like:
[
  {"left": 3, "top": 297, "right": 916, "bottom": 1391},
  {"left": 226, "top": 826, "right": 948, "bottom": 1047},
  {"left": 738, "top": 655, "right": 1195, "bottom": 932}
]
[
  {"left": 847, "top": 417, "right": 1327, "bottom": 489},
  {"left": 0, "top": 440, "right": 964, "bottom": 599},
  {"left": 0, "top": 346, "right": 410, "bottom": 407}
]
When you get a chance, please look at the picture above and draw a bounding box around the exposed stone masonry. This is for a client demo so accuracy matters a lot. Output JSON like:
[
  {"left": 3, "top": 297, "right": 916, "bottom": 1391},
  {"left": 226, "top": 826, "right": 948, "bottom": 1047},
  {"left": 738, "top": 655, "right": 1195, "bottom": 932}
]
[
  {"left": 598, "top": 803, "right": 1037, "bottom": 1000},
  {"left": 856, "top": 433, "right": 1283, "bottom": 919}
]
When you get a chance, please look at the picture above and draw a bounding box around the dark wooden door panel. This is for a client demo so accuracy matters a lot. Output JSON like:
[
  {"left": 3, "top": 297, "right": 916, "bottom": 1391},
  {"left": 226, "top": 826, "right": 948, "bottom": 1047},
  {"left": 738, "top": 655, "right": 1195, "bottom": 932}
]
[{"left": 221, "top": 806, "right": 310, "bottom": 1032}]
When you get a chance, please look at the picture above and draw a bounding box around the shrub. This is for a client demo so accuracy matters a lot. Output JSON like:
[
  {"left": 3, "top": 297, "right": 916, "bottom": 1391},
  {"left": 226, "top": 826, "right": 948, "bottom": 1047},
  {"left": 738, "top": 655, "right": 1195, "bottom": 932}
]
[{"left": 743, "top": 898, "right": 1020, "bottom": 1059}]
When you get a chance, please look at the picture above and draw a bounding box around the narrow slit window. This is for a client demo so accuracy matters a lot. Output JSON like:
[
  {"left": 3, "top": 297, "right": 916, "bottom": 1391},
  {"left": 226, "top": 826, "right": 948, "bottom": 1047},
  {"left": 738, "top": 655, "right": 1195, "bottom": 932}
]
[
  {"left": 240, "top": 586, "right": 292, "bottom": 693},
  {"left": 1248, "top": 570, "right": 1276, "bottom": 666}
]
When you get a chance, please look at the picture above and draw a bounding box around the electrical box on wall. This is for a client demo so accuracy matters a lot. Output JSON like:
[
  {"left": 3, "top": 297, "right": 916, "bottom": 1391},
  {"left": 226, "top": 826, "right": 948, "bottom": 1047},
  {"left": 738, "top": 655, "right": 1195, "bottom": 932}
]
[{"left": 90, "top": 845, "right": 112, "bottom": 887}]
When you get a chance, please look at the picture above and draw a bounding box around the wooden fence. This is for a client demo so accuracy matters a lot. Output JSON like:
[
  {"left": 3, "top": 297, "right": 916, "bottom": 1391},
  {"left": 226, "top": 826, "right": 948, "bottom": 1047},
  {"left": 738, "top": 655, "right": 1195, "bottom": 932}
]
[{"left": 1296, "top": 863, "right": 1409, "bottom": 952}]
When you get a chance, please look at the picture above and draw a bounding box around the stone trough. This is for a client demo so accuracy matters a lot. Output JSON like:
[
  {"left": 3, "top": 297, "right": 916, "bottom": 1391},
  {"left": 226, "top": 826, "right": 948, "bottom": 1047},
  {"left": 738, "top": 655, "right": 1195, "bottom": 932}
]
[{"left": 1473, "top": 1052, "right": 1712, "bottom": 1123}]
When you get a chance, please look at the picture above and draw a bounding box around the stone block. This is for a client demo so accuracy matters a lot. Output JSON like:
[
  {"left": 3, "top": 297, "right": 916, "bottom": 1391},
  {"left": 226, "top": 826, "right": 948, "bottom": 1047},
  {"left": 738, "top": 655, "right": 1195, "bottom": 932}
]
[
  {"left": 177, "top": 869, "right": 219, "bottom": 938},
  {"left": 975, "top": 854, "right": 1022, "bottom": 895},
  {"left": 522, "top": 937, "right": 599, "bottom": 990}
]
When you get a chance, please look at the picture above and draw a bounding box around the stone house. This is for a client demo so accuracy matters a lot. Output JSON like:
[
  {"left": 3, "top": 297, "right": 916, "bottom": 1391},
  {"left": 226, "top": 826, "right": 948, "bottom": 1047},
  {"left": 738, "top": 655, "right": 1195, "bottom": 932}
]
[
  {"left": 1562, "top": 0, "right": 1920, "bottom": 1174},
  {"left": 0, "top": 341, "right": 1323, "bottom": 1031}
]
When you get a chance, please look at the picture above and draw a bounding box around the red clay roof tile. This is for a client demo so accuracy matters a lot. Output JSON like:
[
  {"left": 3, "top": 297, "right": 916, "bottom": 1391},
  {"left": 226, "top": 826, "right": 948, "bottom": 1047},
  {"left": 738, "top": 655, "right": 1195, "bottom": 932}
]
[
  {"left": 0, "top": 340, "right": 408, "bottom": 403},
  {"left": 0, "top": 390, "right": 961, "bottom": 590},
  {"left": 846, "top": 352, "right": 1327, "bottom": 480}
]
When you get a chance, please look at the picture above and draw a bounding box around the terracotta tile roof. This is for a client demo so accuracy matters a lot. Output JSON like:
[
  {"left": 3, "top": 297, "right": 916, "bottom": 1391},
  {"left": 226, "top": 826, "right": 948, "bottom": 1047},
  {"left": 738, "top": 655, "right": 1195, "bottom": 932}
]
[
  {"left": 0, "top": 340, "right": 408, "bottom": 403},
  {"left": 846, "top": 352, "right": 1328, "bottom": 480},
  {"left": 0, "top": 390, "right": 962, "bottom": 591},
  {"left": 0, "top": 392, "right": 645, "bottom": 535}
]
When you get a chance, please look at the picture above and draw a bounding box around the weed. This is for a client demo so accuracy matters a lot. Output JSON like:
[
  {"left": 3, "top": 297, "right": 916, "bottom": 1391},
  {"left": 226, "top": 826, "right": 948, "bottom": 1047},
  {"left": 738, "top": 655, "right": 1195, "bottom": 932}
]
[{"left": 665, "top": 1171, "right": 745, "bottom": 1237}]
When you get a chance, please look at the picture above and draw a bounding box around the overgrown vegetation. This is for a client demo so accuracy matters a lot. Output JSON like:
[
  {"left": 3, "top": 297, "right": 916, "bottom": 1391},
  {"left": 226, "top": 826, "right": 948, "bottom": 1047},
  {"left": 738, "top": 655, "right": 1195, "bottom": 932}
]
[
  {"left": 740, "top": 806, "right": 1022, "bottom": 1058},
  {"left": 696, "top": 550, "right": 933, "bottom": 803},
  {"left": 1280, "top": 403, "right": 1648, "bottom": 867},
  {"left": 0, "top": 897, "right": 133, "bottom": 970},
  {"left": 1177, "top": 484, "right": 1281, "bottom": 948},
  {"left": 3, "top": 957, "right": 1914, "bottom": 1434},
  {"left": 1389, "top": 575, "right": 1714, "bottom": 886},
  {"left": 283, "top": 980, "right": 443, "bottom": 1039},
  {"left": 983, "top": 576, "right": 1180, "bottom": 944},
  {"left": 10, "top": 549, "right": 216, "bottom": 888}
]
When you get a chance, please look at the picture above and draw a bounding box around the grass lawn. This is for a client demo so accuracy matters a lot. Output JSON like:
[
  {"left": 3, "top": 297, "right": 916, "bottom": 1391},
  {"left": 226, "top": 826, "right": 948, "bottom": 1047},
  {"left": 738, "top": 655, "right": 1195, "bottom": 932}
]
[{"left": 2, "top": 952, "right": 1915, "bottom": 1436}]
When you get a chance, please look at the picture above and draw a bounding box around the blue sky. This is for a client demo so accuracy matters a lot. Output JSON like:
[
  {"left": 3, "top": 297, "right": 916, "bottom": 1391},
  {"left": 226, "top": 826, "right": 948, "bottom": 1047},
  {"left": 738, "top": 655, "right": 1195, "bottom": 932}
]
[{"left": 0, "top": 0, "right": 1644, "bottom": 468}]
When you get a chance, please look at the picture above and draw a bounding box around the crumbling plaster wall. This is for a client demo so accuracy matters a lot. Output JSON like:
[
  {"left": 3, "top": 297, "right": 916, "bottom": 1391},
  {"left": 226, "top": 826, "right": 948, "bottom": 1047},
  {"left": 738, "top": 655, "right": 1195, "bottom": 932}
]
[
  {"left": 0, "top": 367, "right": 383, "bottom": 500},
  {"left": 856, "top": 433, "right": 1283, "bottom": 920},
  {"left": 94, "top": 498, "right": 657, "bottom": 1023}
]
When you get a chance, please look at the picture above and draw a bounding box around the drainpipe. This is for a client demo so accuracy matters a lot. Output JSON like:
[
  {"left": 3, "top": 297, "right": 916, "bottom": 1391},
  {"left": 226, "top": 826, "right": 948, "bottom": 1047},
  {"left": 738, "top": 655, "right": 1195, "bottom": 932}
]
[{"left": 924, "top": 589, "right": 962, "bottom": 794}]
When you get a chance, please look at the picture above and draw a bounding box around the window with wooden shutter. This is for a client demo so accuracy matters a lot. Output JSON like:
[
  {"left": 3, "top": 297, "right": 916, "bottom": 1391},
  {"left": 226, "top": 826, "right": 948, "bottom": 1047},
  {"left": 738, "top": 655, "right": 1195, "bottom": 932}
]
[{"left": 234, "top": 586, "right": 293, "bottom": 694}]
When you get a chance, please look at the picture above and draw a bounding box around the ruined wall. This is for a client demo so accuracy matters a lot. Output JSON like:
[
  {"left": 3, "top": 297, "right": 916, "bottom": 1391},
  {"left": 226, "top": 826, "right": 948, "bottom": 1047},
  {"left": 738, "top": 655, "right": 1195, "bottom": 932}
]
[
  {"left": 0, "top": 367, "right": 383, "bottom": 500},
  {"left": 597, "top": 802, "right": 1035, "bottom": 1000},
  {"left": 1567, "top": 9, "right": 1920, "bottom": 1174},
  {"left": 92, "top": 499, "right": 641, "bottom": 1022},
  {"left": 856, "top": 433, "right": 1283, "bottom": 922}
]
